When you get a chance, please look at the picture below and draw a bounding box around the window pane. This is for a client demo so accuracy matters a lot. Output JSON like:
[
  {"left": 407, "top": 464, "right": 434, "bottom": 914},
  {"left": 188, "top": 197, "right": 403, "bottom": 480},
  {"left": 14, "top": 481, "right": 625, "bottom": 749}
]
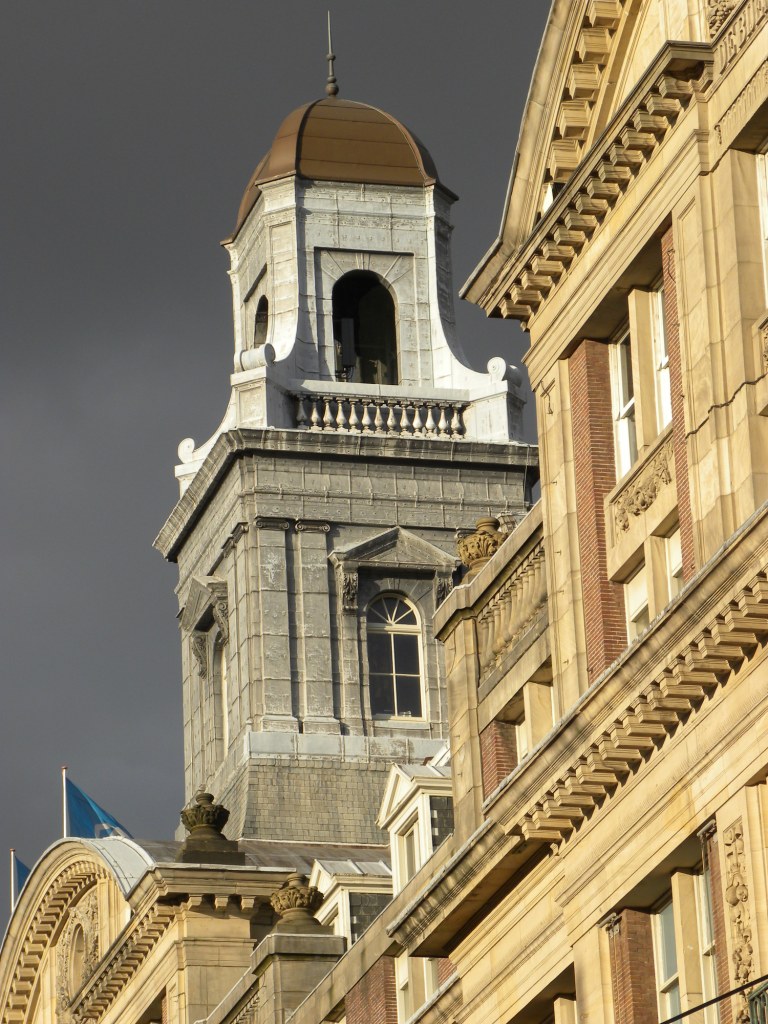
[
  {"left": 619, "top": 337, "right": 634, "bottom": 404},
  {"left": 370, "top": 675, "right": 395, "bottom": 716},
  {"left": 395, "top": 676, "right": 422, "bottom": 718},
  {"left": 367, "top": 633, "right": 393, "bottom": 674},
  {"left": 394, "top": 634, "right": 419, "bottom": 675},
  {"left": 393, "top": 600, "right": 417, "bottom": 626}
]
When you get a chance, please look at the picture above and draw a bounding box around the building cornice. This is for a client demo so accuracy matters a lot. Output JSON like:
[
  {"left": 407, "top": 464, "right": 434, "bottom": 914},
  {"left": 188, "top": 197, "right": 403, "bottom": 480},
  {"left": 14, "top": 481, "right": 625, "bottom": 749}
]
[
  {"left": 154, "top": 429, "right": 538, "bottom": 563},
  {"left": 466, "top": 42, "right": 712, "bottom": 327}
]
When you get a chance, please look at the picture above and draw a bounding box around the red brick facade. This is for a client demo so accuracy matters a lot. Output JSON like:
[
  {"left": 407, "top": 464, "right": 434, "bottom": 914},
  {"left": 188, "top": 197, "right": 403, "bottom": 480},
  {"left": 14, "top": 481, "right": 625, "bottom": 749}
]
[
  {"left": 346, "top": 956, "right": 398, "bottom": 1024},
  {"left": 570, "top": 339, "right": 627, "bottom": 682},
  {"left": 479, "top": 719, "right": 517, "bottom": 797},
  {"left": 661, "top": 227, "right": 696, "bottom": 581},
  {"left": 608, "top": 910, "right": 658, "bottom": 1024}
]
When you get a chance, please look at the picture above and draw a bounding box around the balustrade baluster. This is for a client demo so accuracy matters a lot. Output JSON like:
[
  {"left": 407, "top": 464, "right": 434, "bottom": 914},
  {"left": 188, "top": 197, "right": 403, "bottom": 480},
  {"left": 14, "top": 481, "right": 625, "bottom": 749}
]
[
  {"left": 361, "top": 402, "right": 373, "bottom": 432},
  {"left": 374, "top": 401, "right": 385, "bottom": 433},
  {"left": 438, "top": 405, "right": 449, "bottom": 436},
  {"left": 400, "top": 404, "right": 412, "bottom": 434},
  {"left": 450, "top": 407, "right": 462, "bottom": 437},
  {"left": 412, "top": 405, "right": 424, "bottom": 435},
  {"left": 425, "top": 405, "right": 437, "bottom": 436},
  {"left": 322, "top": 399, "right": 334, "bottom": 431},
  {"left": 296, "top": 397, "right": 308, "bottom": 427},
  {"left": 310, "top": 398, "right": 323, "bottom": 431},
  {"left": 348, "top": 400, "right": 360, "bottom": 432},
  {"left": 336, "top": 399, "right": 348, "bottom": 431},
  {"left": 386, "top": 405, "right": 397, "bottom": 432}
]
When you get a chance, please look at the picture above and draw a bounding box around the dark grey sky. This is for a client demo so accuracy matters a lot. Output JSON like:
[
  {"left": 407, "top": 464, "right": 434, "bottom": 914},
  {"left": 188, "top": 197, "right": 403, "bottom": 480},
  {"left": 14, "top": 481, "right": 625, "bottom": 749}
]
[{"left": 0, "top": 2, "right": 549, "bottom": 921}]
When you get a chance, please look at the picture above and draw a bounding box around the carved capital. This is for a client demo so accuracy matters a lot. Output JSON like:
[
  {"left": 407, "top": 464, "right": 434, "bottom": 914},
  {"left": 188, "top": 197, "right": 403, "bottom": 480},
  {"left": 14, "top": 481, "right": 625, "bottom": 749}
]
[
  {"left": 270, "top": 873, "right": 323, "bottom": 920},
  {"left": 457, "top": 518, "right": 505, "bottom": 571},
  {"left": 613, "top": 438, "right": 673, "bottom": 532},
  {"left": 254, "top": 515, "right": 291, "bottom": 530},
  {"left": 295, "top": 519, "right": 331, "bottom": 533}
]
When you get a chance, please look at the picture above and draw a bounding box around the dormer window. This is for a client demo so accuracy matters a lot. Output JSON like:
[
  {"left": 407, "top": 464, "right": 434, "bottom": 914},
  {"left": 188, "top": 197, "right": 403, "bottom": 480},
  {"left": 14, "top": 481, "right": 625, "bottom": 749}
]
[{"left": 332, "top": 271, "right": 398, "bottom": 385}]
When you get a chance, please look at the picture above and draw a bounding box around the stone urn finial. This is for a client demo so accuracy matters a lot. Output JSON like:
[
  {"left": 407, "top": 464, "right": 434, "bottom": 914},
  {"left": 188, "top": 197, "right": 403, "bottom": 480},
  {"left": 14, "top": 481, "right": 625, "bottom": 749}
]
[
  {"left": 180, "top": 790, "right": 230, "bottom": 840},
  {"left": 456, "top": 517, "right": 505, "bottom": 574},
  {"left": 270, "top": 873, "right": 324, "bottom": 932},
  {"left": 176, "top": 790, "right": 245, "bottom": 865}
]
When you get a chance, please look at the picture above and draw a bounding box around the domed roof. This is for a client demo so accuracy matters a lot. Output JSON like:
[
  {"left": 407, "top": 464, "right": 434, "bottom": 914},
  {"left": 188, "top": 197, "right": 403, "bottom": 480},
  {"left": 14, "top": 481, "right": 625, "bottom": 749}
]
[{"left": 233, "top": 97, "right": 448, "bottom": 236}]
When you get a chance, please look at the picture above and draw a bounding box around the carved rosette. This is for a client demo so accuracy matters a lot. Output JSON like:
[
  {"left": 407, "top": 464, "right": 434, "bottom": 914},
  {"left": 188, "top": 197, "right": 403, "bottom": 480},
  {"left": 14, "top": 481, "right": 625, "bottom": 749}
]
[
  {"left": 613, "top": 438, "right": 673, "bottom": 532},
  {"left": 708, "top": 0, "right": 737, "bottom": 35},
  {"left": 724, "top": 821, "right": 753, "bottom": 1024},
  {"left": 180, "top": 790, "right": 230, "bottom": 838},
  {"left": 56, "top": 889, "right": 99, "bottom": 1013},
  {"left": 270, "top": 873, "right": 323, "bottom": 921},
  {"left": 457, "top": 518, "right": 505, "bottom": 572}
]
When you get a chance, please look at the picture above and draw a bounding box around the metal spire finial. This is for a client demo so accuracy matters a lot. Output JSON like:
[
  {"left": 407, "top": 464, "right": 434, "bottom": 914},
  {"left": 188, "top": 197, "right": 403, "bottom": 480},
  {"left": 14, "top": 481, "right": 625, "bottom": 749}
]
[{"left": 325, "top": 11, "right": 339, "bottom": 97}]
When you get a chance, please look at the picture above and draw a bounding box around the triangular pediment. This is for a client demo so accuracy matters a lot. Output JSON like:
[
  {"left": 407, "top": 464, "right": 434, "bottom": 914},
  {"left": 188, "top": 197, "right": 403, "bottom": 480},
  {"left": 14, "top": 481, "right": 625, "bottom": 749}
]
[
  {"left": 180, "top": 576, "right": 227, "bottom": 633},
  {"left": 329, "top": 527, "right": 459, "bottom": 574}
]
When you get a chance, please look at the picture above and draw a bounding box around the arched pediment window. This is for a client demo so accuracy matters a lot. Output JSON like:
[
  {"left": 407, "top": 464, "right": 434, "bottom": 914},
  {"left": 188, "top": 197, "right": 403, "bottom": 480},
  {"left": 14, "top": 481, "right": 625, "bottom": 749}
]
[
  {"left": 366, "top": 595, "right": 423, "bottom": 718},
  {"left": 332, "top": 271, "right": 398, "bottom": 385}
]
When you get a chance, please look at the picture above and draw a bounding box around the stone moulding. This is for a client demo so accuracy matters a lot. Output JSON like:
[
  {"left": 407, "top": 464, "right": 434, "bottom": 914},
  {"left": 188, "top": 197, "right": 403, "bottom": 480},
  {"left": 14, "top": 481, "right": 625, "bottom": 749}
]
[
  {"left": 2, "top": 861, "right": 109, "bottom": 1024},
  {"left": 392, "top": 559, "right": 768, "bottom": 953},
  {"left": 495, "top": 44, "right": 712, "bottom": 327},
  {"left": 612, "top": 435, "right": 674, "bottom": 532},
  {"left": 714, "top": 58, "right": 768, "bottom": 147}
]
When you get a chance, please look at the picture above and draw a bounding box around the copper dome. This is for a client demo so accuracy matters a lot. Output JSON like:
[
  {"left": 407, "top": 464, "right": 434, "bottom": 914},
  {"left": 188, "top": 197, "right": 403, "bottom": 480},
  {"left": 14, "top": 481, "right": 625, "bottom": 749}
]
[{"left": 232, "top": 98, "right": 448, "bottom": 236}]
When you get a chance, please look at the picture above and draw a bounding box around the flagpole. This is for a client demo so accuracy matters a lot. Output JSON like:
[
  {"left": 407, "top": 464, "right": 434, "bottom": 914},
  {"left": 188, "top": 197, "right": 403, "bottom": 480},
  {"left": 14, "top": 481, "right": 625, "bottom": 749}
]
[
  {"left": 62, "top": 765, "right": 68, "bottom": 838},
  {"left": 9, "top": 849, "right": 15, "bottom": 913}
]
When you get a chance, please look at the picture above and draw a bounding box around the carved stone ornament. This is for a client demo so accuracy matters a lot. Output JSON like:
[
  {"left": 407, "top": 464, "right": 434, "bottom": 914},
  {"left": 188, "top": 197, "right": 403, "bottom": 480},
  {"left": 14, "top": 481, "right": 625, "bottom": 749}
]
[
  {"left": 708, "top": 0, "right": 738, "bottom": 35},
  {"left": 435, "top": 574, "right": 454, "bottom": 606},
  {"left": 724, "top": 820, "right": 753, "bottom": 1024},
  {"left": 180, "top": 789, "right": 229, "bottom": 837},
  {"left": 191, "top": 632, "right": 208, "bottom": 679},
  {"left": 456, "top": 517, "right": 505, "bottom": 572},
  {"left": 56, "top": 889, "right": 99, "bottom": 1013},
  {"left": 270, "top": 872, "right": 323, "bottom": 921},
  {"left": 339, "top": 568, "right": 359, "bottom": 612},
  {"left": 761, "top": 322, "right": 768, "bottom": 368},
  {"left": 614, "top": 438, "right": 673, "bottom": 532},
  {"left": 212, "top": 596, "right": 229, "bottom": 646},
  {"left": 295, "top": 519, "right": 331, "bottom": 533}
]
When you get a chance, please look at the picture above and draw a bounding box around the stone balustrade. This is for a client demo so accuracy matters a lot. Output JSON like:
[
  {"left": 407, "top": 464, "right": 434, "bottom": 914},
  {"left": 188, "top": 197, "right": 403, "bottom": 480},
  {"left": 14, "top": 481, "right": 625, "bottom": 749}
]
[
  {"left": 295, "top": 392, "right": 466, "bottom": 439},
  {"left": 476, "top": 531, "right": 547, "bottom": 679}
]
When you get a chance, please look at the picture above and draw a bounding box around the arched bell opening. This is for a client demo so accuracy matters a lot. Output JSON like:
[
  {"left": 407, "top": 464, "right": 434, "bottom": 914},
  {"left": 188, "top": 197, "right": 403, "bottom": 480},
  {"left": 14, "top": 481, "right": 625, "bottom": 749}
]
[
  {"left": 332, "top": 271, "right": 398, "bottom": 385},
  {"left": 253, "top": 296, "right": 269, "bottom": 347}
]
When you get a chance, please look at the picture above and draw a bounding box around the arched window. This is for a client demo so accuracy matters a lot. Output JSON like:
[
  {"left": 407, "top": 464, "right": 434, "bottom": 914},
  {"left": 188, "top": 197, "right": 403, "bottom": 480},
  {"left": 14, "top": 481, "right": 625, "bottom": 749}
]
[
  {"left": 69, "top": 924, "right": 86, "bottom": 996},
  {"left": 254, "top": 296, "right": 269, "bottom": 347},
  {"left": 367, "top": 595, "right": 423, "bottom": 718},
  {"left": 332, "top": 271, "right": 398, "bottom": 385}
]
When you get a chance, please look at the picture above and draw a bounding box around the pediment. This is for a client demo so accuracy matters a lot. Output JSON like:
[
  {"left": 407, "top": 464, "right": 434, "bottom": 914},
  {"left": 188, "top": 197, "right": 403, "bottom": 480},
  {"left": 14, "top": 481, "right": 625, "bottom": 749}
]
[
  {"left": 328, "top": 527, "right": 459, "bottom": 574},
  {"left": 377, "top": 765, "right": 419, "bottom": 829},
  {"left": 180, "top": 576, "right": 228, "bottom": 633}
]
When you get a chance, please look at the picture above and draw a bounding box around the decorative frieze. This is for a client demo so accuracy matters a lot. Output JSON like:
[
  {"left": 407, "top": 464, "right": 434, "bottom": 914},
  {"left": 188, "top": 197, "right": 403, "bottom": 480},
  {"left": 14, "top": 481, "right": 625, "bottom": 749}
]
[
  {"left": 709, "top": 0, "right": 739, "bottom": 36},
  {"left": 724, "top": 820, "right": 753, "bottom": 1024},
  {"left": 613, "top": 437, "right": 674, "bottom": 532}
]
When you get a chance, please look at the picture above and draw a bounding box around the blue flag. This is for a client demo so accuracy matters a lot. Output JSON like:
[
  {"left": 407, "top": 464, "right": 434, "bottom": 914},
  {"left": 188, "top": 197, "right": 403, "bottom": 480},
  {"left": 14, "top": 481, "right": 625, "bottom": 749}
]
[
  {"left": 65, "top": 778, "right": 132, "bottom": 839},
  {"left": 11, "top": 851, "right": 31, "bottom": 911}
]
